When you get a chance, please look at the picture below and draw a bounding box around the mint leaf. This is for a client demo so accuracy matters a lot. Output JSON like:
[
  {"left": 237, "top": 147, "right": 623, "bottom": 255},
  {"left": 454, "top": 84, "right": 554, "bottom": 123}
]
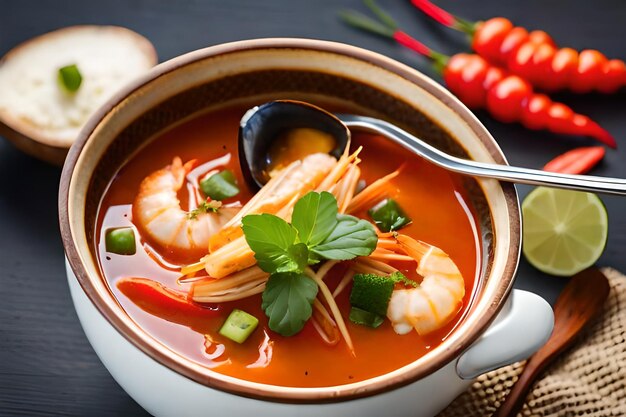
[
  {"left": 241, "top": 214, "right": 307, "bottom": 273},
  {"left": 312, "top": 214, "right": 377, "bottom": 260},
  {"left": 200, "top": 170, "right": 239, "bottom": 201},
  {"left": 287, "top": 242, "right": 309, "bottom": 273},
  {"left": 291, "top": 191, "right": 338, "bottom": 247},
  {"left": 261, "top": 272, "right": 318, "bottom": 336}
]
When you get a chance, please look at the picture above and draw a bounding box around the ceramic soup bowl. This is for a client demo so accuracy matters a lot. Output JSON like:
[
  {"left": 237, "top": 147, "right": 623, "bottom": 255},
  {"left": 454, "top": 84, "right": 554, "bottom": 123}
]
[{"left": 59, "top": 39, "right": 553, "bottom": 417}]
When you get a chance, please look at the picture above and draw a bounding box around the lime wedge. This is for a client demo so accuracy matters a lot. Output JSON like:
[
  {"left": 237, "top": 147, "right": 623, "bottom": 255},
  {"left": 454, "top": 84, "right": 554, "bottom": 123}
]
[{"left": 522, "top": 187, "right": 608, "bottom": 276}]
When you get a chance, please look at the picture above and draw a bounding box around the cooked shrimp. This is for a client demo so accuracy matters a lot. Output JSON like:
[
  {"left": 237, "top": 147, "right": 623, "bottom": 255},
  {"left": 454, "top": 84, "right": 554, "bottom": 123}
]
[
  {"left": 208, "top": 152, "right": 337, "bottom": 251},
  {"left": 133, "top": 157, "right": 238, "bottom": 258},
  {"left": 385, "top": 234, "right": 466, "bottom": 336},
  {"left": 202, "top": 152, "right": 344, "bottom": 278}
]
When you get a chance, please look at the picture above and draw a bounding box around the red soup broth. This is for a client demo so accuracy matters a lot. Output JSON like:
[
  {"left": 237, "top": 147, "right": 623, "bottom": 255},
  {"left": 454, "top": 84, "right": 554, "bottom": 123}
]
[{"left": 96, "top": 105, "right": 481, "bottom": 388}]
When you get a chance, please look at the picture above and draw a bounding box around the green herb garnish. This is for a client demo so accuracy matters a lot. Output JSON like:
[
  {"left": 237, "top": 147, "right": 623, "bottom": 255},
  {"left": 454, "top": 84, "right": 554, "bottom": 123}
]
[
  {"left": 200, "top": 170, "right": 239, "bottom": 201},
  {"left": 241, "top": 214, "right": 308, "bottom": 273},
  {"left": 188, "top": 200, "right": 221, "bottom": 220},
  {"left": 241, "top": 191, "right": 378, "bottom": 336},
  {"left": 390, "top": 271, "right": 418, "bottom": 288},
  {"left": 105, "top": 227, "right": 136, "bottom": 255},
  {"left": 261, "top": 272, "right": 319, "bottom": 336},
  {"left": 311, "top": 214, "right": 379, "bottom": 261},
  {"left": 58, "top": 64, "right": 82, "bottom": 93},
  {"left": 368, "top": 199, "right": 411, "bottom": 232},
  {"left": 349, "top": 306, "right": 385, "bottom": 328}
]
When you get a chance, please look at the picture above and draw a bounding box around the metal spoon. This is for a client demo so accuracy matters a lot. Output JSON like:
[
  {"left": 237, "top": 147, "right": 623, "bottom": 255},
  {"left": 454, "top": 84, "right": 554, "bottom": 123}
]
[
  {"left": 239, "top": 100, "right": 626, "bottom": 195},
  {"left": 492, "top": 267, "right": 611, "bottom": 417}
]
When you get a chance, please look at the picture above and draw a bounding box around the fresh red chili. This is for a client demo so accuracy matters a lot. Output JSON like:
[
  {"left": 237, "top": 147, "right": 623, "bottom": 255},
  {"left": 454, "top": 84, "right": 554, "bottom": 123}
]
[
  {"left": 117, "top": 277, "right": 220, "bottom": 322},
  {"left": 543, "top": 146, "right": 605, "bottom": 174},
  {"left": 411, "top": 0, "right": 626, "bottom": 93},
  {"left": 340, "top": 6, "right": 617, "bottom": 147}
]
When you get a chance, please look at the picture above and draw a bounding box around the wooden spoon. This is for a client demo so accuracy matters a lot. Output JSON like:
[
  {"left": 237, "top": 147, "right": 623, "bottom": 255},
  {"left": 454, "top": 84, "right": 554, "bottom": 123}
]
[{"left": 492, "top": 267, "right": 610, "bottom": 417}]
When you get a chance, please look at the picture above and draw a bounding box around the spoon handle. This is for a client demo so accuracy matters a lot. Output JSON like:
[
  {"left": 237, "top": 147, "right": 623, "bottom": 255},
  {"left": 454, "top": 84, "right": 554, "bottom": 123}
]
[
  {"left": 340, "top": 115, "right": 626, "bottom": 196},
  {"left": 491, "top": 356, "right": 546, "bottom": 417}
]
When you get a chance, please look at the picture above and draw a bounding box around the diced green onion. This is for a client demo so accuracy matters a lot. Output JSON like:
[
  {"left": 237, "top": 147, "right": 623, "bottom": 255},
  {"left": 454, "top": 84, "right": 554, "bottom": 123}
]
[
  {"left": 349, "top": 273, "right": 395, "bottom": 316},
  {"left": 105, "top": 227, "right": 136, "bottom": 255},
  {"left": 200, "top": 170, "right": 240, "bottom": 201},
  {"left": 368, "top": 198, "right": 411, "bottom": 232},
  {"left": 58, "top": 64, "right": 82, "bottom": 93},
  {"left": 390, "top": 271, "right": 418, "bottom": 288},
  {"left": 219, "top": 309, "right": 259, "bottom": 343},
  {"left": 349, "top": 306, "right": 384, "bottom": 328}
]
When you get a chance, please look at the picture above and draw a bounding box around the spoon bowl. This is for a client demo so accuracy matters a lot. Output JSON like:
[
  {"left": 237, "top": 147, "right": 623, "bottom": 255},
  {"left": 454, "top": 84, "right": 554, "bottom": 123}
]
[
  {"left": 238, "top": 100, "right": 350, "bottom": 189},
  {"left": 240, "top": 100, "right": 626, "bottom": 195}
]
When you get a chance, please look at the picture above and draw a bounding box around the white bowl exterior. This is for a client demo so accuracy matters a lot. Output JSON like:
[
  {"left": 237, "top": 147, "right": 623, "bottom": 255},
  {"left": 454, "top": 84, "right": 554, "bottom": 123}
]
[
  {"left": 67, "top": 262, "right": 471, "bottom": 417},
  {"left": 61, "top": 40, "right": 529, "bottom": 413}
]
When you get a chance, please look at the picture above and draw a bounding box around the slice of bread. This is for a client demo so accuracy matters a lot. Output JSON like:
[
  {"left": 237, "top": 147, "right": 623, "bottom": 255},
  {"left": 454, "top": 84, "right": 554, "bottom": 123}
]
[{"left": 0, "top": 26, "right": 157, "bottom": 164}]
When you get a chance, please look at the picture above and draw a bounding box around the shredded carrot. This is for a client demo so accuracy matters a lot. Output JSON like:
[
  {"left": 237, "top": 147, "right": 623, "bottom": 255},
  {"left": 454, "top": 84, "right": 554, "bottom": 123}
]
[
  {"left": 352, "top": 257, "right": 398, "bottom": 275},
  {"left": 369, "top": 248, "right": 414, "bottom": 262},
  {"left": 347, "top": 169, "right": 400, "bottom": 214},
  {"left": 316, "top": 147, "right": 361, "bottom": 192}
]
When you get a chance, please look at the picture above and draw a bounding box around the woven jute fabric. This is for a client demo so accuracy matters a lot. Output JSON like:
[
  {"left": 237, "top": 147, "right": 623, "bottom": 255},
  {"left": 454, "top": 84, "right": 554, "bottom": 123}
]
[{"left": 440, "top": 267, "right": 626, "bottom": 417}]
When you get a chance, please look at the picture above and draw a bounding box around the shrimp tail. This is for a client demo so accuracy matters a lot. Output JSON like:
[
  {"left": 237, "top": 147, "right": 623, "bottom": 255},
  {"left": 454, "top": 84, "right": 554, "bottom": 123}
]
[{"left": 385, "top": 234, "right": 466, "bottom": 336}]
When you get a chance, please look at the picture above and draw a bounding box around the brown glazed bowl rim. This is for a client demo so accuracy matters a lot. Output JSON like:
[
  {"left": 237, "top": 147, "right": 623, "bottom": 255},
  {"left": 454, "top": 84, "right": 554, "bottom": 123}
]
[{"left": 59, "top": 38, "right": 520, "bottom": 403}]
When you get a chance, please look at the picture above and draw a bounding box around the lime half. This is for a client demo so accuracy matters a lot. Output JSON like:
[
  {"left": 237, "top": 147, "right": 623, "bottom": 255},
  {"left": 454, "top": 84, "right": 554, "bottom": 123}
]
[{"left": 522, "top": 187, "right": 608, "bottom": 276}]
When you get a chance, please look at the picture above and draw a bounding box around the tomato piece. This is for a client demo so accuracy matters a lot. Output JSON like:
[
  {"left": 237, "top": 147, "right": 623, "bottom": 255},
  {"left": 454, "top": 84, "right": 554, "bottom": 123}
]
[
  {"left": 573, "top": 50, "right": 608, "bottom": 93},
  {"left": 550, "top": 48, "right": 578, "bottom": 91},
  {"left": 473, "top": 18, "right": 514, "bottom": 65},
  {"left": 486, "top": 75, "right": 532, "bottom": 123},
  {"left": 521, "top": 94, "right": 551, "bottom": 130}
]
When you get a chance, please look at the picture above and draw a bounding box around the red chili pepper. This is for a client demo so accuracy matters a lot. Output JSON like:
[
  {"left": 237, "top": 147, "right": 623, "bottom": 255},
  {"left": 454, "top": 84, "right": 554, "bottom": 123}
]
[
  {"left": 339, "top": 6, "right": 617, "bottom": 147},
  {"left": 410, "top": 0, "right": 626, "bottom": 93},
  {"left": 543, "top": 146, "right": 605, "bottom": 174},
  {"left": 117, "top": 277, "right": 220, "bottom": 322}
]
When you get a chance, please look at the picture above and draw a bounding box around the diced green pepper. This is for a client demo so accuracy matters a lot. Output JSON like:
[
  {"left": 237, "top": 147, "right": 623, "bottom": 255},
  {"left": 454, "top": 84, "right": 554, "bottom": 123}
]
[
  {"left": 349, "top": 307, "right": 384, "bottom": 328},
  {"left": 105, "top": 227, "right": 136, "bottom": 255},
  {"left": 200, "top": 170, "right": 240, "bottom": 201},
  {"left": 219, "top": 309, "right": 259, "bottom": 343},
  {"left": 58, "top": 64, "right": 82, "bottom": 93},
  {"left": 368, "top": 198, "right": 411, "bottom": 232},
  {"left": 349, "top": 273, "right": 395, "bottom": 316}
]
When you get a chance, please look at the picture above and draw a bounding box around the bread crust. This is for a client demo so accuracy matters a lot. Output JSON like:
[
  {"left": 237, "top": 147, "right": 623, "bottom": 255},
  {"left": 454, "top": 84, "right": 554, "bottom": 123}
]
[{"left": 0, "top": 25, "right": 157, "bottom": 165}]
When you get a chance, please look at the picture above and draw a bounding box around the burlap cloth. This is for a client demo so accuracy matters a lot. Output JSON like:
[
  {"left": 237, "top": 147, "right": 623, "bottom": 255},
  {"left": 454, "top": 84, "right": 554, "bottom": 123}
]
[{"left": 440, "top": 267, "right": 626, "bottom": 417}]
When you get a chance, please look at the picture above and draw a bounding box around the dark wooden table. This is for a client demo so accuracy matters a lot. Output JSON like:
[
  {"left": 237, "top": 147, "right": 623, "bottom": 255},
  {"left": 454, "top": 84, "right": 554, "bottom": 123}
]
[{"left": 1, "top": 0, "right": 624, "bottom": 415}]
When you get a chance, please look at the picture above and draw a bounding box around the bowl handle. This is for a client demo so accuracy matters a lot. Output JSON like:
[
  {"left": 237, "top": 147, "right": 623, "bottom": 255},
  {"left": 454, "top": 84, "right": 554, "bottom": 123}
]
[{"left": 456, "top": 289, "right": 554, "bottom": 379}]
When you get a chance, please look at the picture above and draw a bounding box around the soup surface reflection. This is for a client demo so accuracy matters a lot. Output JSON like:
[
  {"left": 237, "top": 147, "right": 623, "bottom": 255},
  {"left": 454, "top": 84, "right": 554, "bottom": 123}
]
[{"left": 96, "top": 105, "right": 481, "bottom": 388}]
